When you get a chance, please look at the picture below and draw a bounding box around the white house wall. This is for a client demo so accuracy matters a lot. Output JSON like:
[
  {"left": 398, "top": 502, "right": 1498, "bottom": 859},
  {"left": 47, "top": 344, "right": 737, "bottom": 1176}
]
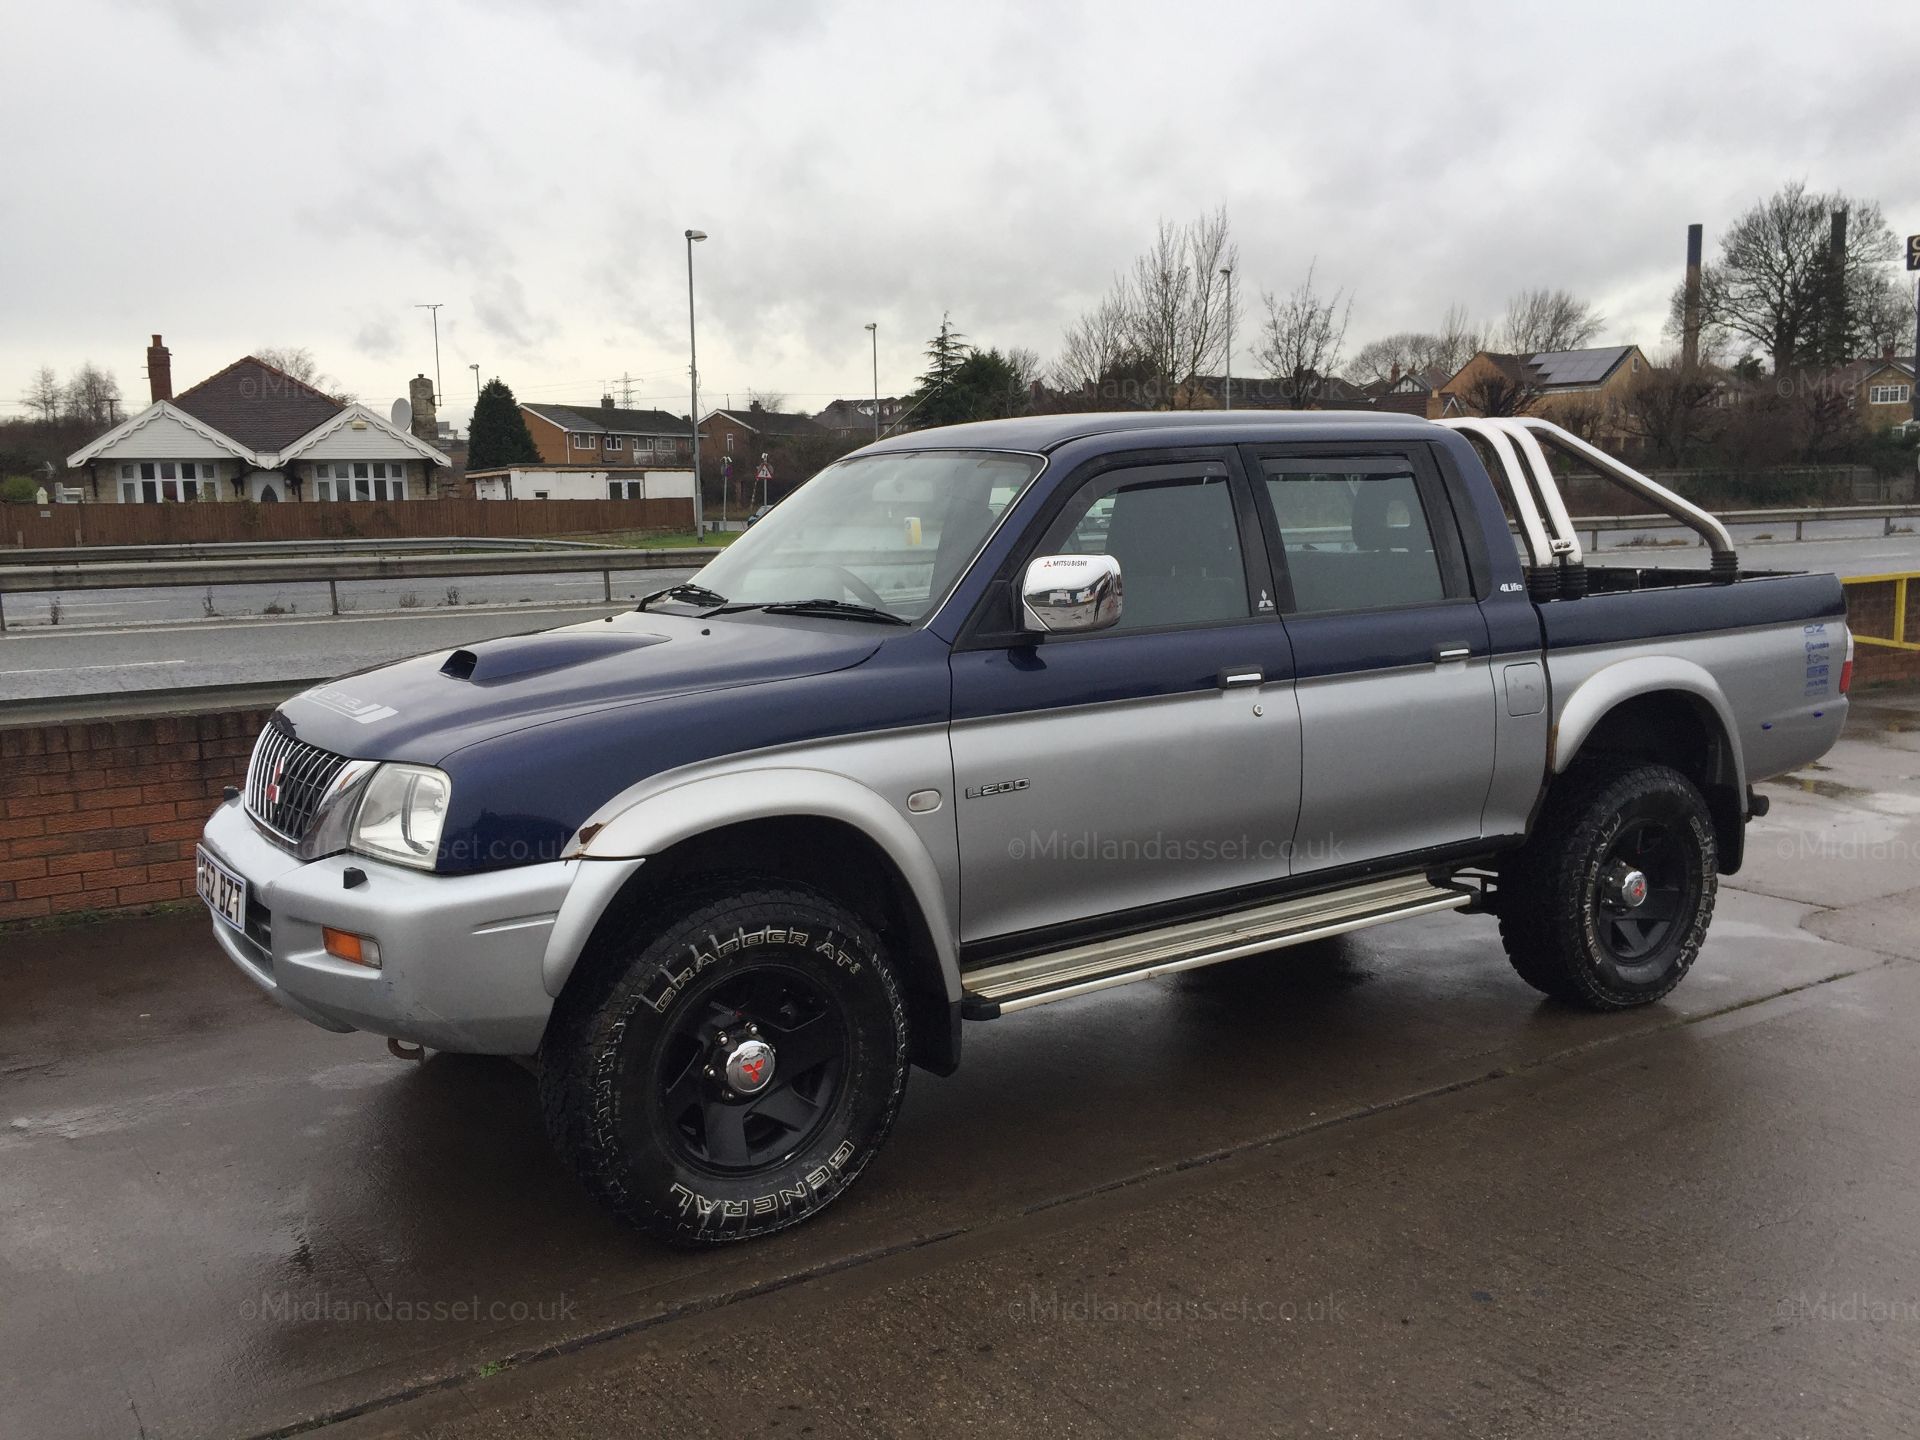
[
  {"left": 491, "top": 469, "right": 695, "bottom": 501},
  {"left": 90, "top": 410, "right": 235, "bottom": 460},
  {"left": 296, "top": 425, "right": 437, "bottom": 462}
]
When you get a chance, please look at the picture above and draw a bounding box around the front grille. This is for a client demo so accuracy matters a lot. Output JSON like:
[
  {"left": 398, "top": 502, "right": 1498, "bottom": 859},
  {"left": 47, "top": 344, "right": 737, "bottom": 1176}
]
[{"left": 246, "top": 721, "right": 351, "bottom": 843}]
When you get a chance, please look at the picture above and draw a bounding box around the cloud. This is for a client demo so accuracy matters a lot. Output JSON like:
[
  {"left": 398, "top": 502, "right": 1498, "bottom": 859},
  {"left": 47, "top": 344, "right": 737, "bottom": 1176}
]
[{"left": 3, "top": 0, "right": 1918, "bottom": 418}]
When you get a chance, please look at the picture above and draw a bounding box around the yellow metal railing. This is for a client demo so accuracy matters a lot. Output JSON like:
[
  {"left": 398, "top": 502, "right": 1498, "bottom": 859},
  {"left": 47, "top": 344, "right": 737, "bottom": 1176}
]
[{"left": 1842, "top": 571, "right": 1920, "bottom": 651}]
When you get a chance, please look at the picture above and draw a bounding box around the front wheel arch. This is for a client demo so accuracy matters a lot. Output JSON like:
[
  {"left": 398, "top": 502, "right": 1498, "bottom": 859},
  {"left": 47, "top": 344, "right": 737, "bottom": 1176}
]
[{"left": 551, "top": 816, "right": 959, "bottom": 1075}]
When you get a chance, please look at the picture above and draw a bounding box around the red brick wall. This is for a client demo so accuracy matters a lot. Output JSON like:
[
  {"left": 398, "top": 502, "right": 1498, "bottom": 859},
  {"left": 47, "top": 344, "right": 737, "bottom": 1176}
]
[
  {"left": 0, "top": 709, "right": 268, "bottom": 922},
  {"left": 1844, "top": 577, "right": 1920, "bottom": 687}
]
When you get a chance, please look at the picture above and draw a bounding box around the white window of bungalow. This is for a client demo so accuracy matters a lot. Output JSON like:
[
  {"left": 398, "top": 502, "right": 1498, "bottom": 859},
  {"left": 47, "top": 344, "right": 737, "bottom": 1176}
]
[
  {"left": 314, "top": 461, "right": 409, "bottom": 501},
  {"left": 118, "top": 460, "right": 214, "bottom": 502}
]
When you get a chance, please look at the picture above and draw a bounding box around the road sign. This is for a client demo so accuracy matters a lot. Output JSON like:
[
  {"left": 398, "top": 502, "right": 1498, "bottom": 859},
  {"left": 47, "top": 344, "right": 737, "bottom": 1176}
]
[
  {"left": 755, "top": 459, "right": 773, "bottom": 481},
  {"left": 1908, "top": 234, "right": 1920, "bottom": 271}
]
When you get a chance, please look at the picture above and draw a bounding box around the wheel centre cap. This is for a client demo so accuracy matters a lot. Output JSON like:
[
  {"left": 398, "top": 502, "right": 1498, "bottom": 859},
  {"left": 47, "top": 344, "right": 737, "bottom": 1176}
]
[
  {"left": 1616, "top": 868, "right": 1649, "bottom": 908},
  {"left": 722, "top": 1038, "right": 776, "bottom": 1095}
]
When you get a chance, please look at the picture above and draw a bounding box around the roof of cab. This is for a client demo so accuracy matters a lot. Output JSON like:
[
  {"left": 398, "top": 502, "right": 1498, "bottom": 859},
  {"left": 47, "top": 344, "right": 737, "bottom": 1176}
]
[{"left": 859, "top": 408, "right": 1443, "bottom": 455}]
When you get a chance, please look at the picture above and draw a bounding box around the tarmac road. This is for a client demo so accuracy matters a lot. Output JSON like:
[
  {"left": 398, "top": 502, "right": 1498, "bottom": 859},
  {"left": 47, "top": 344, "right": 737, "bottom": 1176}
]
[
  {"left": 0, "top": 572, "right": 700, "bottom": 704},
  {"left": 1, "top": 527, "right": 1917, "bottom": 703},
  {"left": 2, "top": 695, "right": 1918, "bottom": 1438}
]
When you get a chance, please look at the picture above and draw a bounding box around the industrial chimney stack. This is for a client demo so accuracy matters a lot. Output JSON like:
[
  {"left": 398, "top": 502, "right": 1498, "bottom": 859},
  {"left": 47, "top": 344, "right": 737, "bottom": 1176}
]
[{"left": 147, "top": 334, "right": 173, "bottom": 402}]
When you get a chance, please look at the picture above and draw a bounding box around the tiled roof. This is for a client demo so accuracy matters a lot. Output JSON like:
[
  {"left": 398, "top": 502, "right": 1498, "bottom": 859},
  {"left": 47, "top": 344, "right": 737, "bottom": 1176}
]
[
  {"left": 171, "top": 356, "right": 343, "bottom": 452},
  {"left": 523, "top": 402, "right": 689, "bottom": 435},
  {"left": 708, "top": 408, "right": 828, "bottom": 437}
]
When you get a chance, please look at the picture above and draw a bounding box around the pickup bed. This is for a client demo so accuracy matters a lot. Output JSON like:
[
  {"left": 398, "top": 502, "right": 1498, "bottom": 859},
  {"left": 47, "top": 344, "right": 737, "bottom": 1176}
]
[{"left": 197, "top": 410, "right": 1851, "bottom": 1244}]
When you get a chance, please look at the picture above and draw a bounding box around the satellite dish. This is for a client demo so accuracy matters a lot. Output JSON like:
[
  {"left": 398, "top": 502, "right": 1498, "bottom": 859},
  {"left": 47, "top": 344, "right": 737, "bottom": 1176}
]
[{"left": 391, "top": 398, "right": 412, "bottom": 429}]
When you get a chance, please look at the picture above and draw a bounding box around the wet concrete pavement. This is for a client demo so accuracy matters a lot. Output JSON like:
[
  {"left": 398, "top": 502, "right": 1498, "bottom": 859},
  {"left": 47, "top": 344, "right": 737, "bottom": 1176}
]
[{"left": 3, "top": 695, "right": 1918, "bottom": 1439}]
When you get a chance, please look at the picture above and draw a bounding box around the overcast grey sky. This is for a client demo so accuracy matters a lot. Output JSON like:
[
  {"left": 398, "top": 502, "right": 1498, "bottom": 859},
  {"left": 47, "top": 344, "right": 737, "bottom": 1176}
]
[{"left": 4, "top": 0, "right": 1917, "bottom": 430}]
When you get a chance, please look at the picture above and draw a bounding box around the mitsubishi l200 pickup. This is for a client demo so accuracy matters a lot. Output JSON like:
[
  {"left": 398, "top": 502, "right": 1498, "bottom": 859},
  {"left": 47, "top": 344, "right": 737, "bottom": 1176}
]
[{"left": 196, "top": 411, "right": 1851, "bottom": 1243}]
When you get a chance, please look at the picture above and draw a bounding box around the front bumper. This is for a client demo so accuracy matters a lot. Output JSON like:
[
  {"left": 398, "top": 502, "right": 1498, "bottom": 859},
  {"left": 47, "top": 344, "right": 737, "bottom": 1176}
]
[{"left": 199, "top": 797, "right": 575, "bottom": 1054}]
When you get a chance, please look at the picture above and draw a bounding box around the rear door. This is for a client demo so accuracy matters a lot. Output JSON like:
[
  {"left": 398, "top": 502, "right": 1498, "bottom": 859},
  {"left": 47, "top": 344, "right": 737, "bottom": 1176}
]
[
  {"left": 1243, "top": 444, "right": 1498, "bottom": 873},
  {"left": 949, "top": 450, "right": 1301, "bottom": 944}
]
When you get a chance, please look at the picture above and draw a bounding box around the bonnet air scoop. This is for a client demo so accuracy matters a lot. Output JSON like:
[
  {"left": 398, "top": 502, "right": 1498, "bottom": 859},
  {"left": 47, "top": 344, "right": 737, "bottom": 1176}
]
[{"left": 440, "top": 631, "right": 670, "bottom": 685}]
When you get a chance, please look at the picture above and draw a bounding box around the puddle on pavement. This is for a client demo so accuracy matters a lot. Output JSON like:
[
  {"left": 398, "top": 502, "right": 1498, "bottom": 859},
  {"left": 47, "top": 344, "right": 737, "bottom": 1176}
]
[{"left": 1774, "top": 772, "right": 1920, "bottom": 815}]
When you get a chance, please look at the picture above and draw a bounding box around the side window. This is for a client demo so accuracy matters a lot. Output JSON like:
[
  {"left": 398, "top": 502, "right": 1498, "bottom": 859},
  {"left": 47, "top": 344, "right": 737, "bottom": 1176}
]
[
  {"left": 1262, "top": 463, "right": 1445, "bottom": 613},
  {"left": 1049, "top": 472, "right": 1248, "bottom": 631}
]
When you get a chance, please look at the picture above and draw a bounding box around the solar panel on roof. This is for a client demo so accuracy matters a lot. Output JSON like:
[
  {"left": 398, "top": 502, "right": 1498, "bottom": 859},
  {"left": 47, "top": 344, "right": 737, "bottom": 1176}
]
[{"left": 1532, "top": 348, "right": 1627, "bottom": 385}]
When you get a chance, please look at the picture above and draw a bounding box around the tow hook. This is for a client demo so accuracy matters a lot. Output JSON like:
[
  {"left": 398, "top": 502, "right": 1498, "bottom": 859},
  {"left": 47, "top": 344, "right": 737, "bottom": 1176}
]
[{"left": 387, "top": 1038, "right": 427, "bottom": 1063}]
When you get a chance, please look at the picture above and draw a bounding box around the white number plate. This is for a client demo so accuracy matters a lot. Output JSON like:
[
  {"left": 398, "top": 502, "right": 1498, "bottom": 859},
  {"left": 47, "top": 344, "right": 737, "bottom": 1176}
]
[{"left": 196, "top": 846, "right": 247, "bottom": 933}]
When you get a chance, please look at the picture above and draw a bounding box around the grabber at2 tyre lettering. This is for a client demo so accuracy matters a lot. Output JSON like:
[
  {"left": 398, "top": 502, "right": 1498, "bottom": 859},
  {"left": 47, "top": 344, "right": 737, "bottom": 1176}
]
[
  {"left": 539, "top": 880, "right": 909, "bottom": 1246},
  {"left": 1497, "top": 763, "right": 1717, "bottom": 1011}
]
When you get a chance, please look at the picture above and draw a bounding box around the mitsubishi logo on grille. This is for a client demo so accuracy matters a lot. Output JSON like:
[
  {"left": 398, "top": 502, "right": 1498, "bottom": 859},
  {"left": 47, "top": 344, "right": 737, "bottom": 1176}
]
[{"left": 265, "top": 760, "right": 285, "bottom": 806}]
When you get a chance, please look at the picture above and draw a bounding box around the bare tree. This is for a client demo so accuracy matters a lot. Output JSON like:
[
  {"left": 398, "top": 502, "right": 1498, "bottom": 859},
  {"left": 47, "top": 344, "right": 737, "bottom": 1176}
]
[
  {"left": 1054, "top": 207, "right": 1237, "bottom": 407},
  {"left": 21, "top": 366, "right": 62, "bottom": 422},
  {"left": 1675, "top": 182, "right": 1900, "bottom": 373},
  {"left": 1350, "top": 334, "right": 1424, "bottom": 387},
  {"left": 747, "top": 388, "right": 789, "bottom": 412},
  {"left": 1856, "top": 279, "right": 1910, "bottom": 358},
  {"left": 1256, "top": 262, "right": 1353, "bottom": 408},
  {"left": 1169, "top": 207, "right": 1236, "bottom": 401},
  {"left": 60, "top": 363, "right": 122, "bottom": 428},
  {"left": 1457, "top": 363, "right": 1539, "bottom": 418},
  {"left": 1432, "top": 305, "right": 1486, "bottom": 377},
  {"left": 256, "top": 345, "right": 351, "bottom": 402},
  {"left": 1612, "top": 367, "right": 1720, "bottom": 466},
  {"left": 1498, "top": 287, "right": 1604, "bottom": 354},
  {"left": 1125, "top": 220, "right": 1192, "bottom": 405},
  {"left": 1004, "top": 346, "right": 1044, "bottom": 396},
  {"left": 257, "top": 346, "right": 322, "bottom": 383},
  {"left": 1050, "top": 290, "right": 1135, "bottom": 393}
]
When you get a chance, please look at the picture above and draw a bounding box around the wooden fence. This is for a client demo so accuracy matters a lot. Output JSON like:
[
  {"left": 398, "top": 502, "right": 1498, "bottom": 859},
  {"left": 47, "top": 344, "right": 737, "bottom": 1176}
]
[{"left": 1, "top": 497, "right": 694, "bottom": 550}]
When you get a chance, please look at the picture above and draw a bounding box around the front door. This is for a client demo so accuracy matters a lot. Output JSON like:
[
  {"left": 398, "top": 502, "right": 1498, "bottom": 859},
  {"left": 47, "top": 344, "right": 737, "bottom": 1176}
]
[
  {"left": 1244, "top": 445, "right": 1498, "bottom": 873},
  {"left": 949, "top": 453, "right": 1302, "bottom": 946}
]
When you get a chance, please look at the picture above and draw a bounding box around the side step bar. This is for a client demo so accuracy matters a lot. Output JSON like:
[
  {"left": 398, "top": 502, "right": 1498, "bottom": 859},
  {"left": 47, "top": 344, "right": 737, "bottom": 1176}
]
[{"left": 961, "top": 874, "right": 1469, "bottom": 1018}]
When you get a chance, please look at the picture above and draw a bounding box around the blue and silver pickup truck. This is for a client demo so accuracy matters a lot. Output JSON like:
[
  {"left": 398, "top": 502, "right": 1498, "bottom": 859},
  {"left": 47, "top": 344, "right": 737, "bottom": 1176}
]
[{"left": 196, "top": 411, "right": 1852, "bottom": 1244}]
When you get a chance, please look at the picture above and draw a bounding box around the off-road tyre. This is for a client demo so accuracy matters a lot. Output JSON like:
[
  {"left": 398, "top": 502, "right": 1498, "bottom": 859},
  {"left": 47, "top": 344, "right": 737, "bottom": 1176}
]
[
  {"left": 540, "top": 879, "right": 909, "bottom": 1245},
  {"left": 1496, "top": 762, "right": 1717, "bottom": 1011}
]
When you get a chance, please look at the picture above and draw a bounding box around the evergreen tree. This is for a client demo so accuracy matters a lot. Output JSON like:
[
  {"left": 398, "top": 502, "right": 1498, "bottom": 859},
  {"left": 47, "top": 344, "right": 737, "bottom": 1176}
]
[
  {"left": 467, "top": 378, "right": 541, "bottom": 471},
  {"left": 909, "top": 314, "right": 978, "bottom": 428}
]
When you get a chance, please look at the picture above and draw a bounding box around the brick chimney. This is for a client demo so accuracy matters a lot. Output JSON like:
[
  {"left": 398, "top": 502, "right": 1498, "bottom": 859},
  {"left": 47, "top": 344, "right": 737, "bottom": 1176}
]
[
  {"left": 408, "top": 374, "right": 436, "bottom": 444},
  {"left": 147, "top": 335, "right": 172, "bottom": 402},
  {"left": 601, "top": 394, "right": 615, "bottom": 410}
]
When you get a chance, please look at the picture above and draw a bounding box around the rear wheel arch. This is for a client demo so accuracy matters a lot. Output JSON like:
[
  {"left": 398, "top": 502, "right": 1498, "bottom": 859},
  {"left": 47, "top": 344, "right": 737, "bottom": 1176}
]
[{"left": 1552, "top": 668, "right": 1747, "bottom": 873}]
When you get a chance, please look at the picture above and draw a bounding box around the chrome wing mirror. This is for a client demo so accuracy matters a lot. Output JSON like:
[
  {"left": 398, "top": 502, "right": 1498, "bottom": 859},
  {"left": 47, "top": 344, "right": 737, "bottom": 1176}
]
[{"left": 1020, "top": 554, "right": 1123, "bottom": 635}]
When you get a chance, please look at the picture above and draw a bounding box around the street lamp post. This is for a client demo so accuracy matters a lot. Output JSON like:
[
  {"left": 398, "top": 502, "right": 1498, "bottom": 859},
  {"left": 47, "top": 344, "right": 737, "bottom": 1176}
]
[
  {"left": 685, "top": 229, "right": 708, "bottom": 537},
  {"left": 415, "top": 303, "right": 443, "bottom": 405},
  {"left": 864, "top": 322, "right": 879, "bottom": 440},
  {"left": 468, "top": 363, "right": 480, "bottom": 398},
  {"left": 1220, "top": 267, "right": 1233, "bottom": 410}
]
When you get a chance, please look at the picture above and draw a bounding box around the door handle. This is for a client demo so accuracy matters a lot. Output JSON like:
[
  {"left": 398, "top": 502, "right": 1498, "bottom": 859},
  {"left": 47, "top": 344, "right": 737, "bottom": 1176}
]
[
  {"left": 1218, "top": 667, "right": 1265, "bottom": 689},
  {"left": 1433, "top": 644, "right": 1471, "bottom": 663}
]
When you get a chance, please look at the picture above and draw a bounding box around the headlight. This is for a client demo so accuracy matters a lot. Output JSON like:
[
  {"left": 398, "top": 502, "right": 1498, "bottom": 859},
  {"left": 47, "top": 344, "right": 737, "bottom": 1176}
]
[{"left": 351, "top": 764, "right": 451, "bottom": 870}]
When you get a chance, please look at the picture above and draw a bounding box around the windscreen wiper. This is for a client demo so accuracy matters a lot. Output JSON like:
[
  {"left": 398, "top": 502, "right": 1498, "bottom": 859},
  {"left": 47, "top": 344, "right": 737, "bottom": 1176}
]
[
  {"left": 637, "top": 582, "right": 728, "bottom": 612},
  {"left": 703, "top": 597, "right": 909, "bottom": 626}
]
